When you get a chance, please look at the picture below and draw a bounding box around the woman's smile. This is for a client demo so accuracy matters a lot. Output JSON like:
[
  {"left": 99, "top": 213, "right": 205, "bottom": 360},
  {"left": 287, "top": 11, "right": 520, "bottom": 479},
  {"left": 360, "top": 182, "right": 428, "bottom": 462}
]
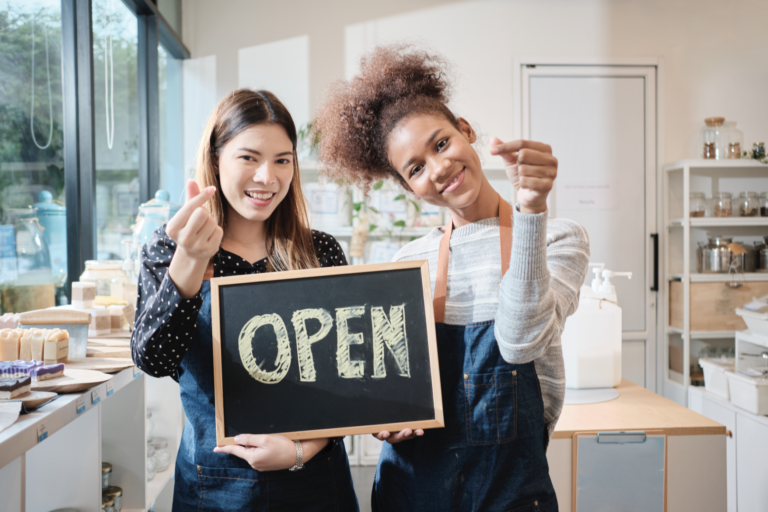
[{"left": 440, "top": 168, "right": 465, "bottom": 194}]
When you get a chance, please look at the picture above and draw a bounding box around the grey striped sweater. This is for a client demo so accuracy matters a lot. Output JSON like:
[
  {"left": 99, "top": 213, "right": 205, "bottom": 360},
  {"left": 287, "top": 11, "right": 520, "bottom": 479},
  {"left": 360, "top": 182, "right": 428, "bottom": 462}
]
[{"left": 393, "top": 208, "right": 590, "bottom": 437}]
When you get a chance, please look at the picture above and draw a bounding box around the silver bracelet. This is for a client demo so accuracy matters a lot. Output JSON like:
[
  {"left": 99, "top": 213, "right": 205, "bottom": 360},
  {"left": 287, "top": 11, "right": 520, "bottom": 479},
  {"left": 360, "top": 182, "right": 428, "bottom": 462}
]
[{"left": 289, "top": 440, "right": 304, "bottom": 471}]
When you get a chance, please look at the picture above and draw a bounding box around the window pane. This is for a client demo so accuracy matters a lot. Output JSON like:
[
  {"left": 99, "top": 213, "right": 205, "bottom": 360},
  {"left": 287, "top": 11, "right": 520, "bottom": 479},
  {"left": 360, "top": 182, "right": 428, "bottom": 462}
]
[
  {"left": 158, "top": 44, "right": 184, "bottom": 204},
  {"left": 156, "top": 0, "right": 182, "bottom": 38},
  {"left": 93, "top": 0, "right": 139, "bottom": 261},
  {"left": 0, "top": 1, "right": 67, "bottom": 313}
]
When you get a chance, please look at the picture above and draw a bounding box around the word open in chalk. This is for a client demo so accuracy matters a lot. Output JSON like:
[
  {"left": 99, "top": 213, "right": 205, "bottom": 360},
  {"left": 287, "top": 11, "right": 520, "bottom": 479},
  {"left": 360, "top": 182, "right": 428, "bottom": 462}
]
[{"left": 237, "top": 304, "right": 411, "bottom": 384}]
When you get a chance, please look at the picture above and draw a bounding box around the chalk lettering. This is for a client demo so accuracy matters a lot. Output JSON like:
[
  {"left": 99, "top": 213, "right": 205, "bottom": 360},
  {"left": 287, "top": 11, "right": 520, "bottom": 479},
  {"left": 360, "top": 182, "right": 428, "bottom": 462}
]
[
  {"left": 335, "top": 306, "right": 365, "bottom": 378},
  {"left": 292, "top": 308, "right": 334, "bottom": 382},
  {"left": 238, "top": 313, "right": 292, "bottom": 384},
  {"left": 371, "top": 305, "right": 410, "bottom": 378}
]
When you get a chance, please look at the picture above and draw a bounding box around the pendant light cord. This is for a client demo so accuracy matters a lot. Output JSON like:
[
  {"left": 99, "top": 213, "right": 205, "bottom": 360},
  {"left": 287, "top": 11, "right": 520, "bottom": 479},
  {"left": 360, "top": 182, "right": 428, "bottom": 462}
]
[{"left": 30, "top": 15, "right": 54, "bottom": 150}]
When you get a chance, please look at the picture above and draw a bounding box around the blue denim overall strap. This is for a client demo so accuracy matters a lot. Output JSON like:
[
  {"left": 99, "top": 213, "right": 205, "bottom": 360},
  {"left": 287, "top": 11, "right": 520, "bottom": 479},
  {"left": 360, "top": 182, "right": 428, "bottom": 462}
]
[
  {"left": 172, "top": 280, "right": 359, "bottom": 511},
  {"left": 372, "top": 197, "right": 557, "bottom": 511}
]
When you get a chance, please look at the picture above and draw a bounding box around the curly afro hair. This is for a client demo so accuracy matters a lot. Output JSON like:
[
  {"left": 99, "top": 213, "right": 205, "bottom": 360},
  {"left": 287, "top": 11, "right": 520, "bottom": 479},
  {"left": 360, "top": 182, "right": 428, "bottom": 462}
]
[{"left": 313, "top": 44, "right": 459, "bottom": 194}]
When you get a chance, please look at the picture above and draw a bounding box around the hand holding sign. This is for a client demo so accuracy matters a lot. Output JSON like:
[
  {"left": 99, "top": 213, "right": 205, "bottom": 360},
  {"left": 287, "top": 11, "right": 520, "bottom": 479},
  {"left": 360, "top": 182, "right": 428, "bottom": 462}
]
[{"left": 489, "top": 138, "right": 558, "bottom": 215}]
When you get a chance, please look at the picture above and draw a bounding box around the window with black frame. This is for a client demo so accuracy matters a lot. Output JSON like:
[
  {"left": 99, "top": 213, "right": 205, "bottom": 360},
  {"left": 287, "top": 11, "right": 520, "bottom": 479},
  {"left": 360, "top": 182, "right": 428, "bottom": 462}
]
[{"left": 0, "top": 0, "right": 67, "bottom": 313}]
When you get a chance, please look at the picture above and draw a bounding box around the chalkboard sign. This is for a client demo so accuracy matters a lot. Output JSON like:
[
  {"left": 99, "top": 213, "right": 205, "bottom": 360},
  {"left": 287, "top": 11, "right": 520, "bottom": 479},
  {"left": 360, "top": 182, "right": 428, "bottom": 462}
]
[{"left": 211, "top": 261, "right": 443, "bottom": 445}]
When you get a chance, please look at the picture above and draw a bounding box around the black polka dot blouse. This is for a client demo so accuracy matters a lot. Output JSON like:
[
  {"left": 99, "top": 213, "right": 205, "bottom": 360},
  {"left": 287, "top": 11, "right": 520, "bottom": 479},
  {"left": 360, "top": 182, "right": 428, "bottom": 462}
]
[{"left": 130, "top": 225, "right": 348, "bottom": 379}]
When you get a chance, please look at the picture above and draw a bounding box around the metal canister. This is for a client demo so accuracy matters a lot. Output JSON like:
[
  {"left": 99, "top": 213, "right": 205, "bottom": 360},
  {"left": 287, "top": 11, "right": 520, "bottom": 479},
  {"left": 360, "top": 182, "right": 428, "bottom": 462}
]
[
  {"left": 697, "top": 237, "right": 734, "bottom": 273},
  {"left": 735, "top": 241, "right": 757, "bottom": 272},
  {"left": 758, "top": 236, "right": 768, "bottom": 272}
]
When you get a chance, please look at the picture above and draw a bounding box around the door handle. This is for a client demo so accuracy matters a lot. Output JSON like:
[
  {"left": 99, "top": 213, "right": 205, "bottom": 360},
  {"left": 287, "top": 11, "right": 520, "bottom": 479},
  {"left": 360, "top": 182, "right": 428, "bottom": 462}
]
[{"left": 650, "top": 233, "right": 659, "bottom": 292}]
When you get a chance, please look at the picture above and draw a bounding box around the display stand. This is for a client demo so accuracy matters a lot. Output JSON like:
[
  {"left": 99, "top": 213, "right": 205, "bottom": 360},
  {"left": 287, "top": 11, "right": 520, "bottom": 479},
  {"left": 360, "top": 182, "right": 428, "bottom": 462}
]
[{"left": 662, "top": 158, "right": 768, "bottom": 406}]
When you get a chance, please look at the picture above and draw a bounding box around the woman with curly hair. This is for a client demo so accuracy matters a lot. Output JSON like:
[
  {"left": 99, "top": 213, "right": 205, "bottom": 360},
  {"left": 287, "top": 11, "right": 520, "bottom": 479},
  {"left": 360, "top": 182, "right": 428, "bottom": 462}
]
[{"left": 314, "top": 45, "right": 590, "bottom": 511}]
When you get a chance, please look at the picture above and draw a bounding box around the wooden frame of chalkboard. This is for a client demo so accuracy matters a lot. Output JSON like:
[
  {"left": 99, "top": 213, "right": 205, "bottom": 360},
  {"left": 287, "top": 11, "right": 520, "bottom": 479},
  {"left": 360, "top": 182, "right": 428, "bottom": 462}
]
[{"left": 210, "top": 260, "right": 443, "bottom": 445}]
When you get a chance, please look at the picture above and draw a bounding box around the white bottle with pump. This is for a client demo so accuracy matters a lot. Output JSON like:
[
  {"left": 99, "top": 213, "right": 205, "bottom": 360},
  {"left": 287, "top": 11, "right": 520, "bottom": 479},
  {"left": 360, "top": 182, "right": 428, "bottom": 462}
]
[{"left": 561, "top": 263, "right": 632, "bottom": 390}]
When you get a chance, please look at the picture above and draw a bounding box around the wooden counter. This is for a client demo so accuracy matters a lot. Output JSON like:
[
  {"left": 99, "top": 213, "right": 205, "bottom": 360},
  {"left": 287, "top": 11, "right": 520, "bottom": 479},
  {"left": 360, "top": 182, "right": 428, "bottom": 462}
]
[
  {"left": 553, "top": 379, "right": 726, "bottom": 439},
  {"left": 548, "top": 380, "right": 727, "bottom": 512}
]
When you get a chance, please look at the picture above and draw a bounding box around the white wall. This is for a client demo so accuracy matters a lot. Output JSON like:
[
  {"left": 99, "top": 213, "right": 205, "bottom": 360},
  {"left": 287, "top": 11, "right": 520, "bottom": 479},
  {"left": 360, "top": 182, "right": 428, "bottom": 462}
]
[{"left": 183, "top": 0, "right": 768, "bottom": 168}]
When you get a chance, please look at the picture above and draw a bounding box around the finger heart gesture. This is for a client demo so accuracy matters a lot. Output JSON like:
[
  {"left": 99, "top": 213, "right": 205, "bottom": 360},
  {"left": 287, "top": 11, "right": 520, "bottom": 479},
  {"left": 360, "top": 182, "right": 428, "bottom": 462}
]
[
  {"left": 165, "top": 180, "right": 224, "bottom": 263},
  {"left": 489, "top": 138, "right": 557, "bottom": 215}
]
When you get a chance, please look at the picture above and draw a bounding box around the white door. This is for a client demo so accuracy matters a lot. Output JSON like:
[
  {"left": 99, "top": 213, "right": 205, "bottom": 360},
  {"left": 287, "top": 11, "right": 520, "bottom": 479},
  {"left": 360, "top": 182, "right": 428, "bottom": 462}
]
[{"left": 520, "top": 64, "right": 658, "bottom": 390}]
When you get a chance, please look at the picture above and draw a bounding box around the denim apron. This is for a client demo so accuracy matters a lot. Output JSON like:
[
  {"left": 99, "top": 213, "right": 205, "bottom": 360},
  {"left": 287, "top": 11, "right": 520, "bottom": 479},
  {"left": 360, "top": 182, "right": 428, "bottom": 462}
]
[
  {"left": 373, "top": 198, "right": 558, "bottom": 512},
  {"left": 172, "top": 279, "right": 359, "bottom": 511}
]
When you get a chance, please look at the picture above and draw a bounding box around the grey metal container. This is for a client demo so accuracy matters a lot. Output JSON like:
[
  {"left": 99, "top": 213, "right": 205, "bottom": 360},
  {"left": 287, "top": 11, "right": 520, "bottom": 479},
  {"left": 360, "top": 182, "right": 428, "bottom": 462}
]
[
  {"left": 18, "top": 308, "right": 91, "bottom": 359},
  {"left": 697, "top": 237, "right": 734, "bottom": 273}
]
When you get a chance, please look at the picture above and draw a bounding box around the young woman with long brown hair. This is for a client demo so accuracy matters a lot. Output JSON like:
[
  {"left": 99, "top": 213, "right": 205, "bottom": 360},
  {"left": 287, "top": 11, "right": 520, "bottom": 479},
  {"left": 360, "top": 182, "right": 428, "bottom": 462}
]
[
  {"left": 314, "top": 46, "right": 590, "bottom": 511},
  {"left": 131, "top": 89, "right": 358, "bottom": 510}
]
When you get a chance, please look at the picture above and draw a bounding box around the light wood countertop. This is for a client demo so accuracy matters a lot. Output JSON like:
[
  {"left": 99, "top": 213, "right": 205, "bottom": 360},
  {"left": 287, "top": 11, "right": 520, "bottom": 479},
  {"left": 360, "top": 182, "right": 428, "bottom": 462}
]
[{"left": 552, "top": 379, "right": 726, "bottom": 439}]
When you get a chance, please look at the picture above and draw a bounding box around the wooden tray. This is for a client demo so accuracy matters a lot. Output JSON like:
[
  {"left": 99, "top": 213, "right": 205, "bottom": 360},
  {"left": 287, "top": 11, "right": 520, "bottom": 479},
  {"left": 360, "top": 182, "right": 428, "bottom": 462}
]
[
  {"left": 66, "top": 357, "right": 135, "bottom": 374},
  {"left": 87, "top": 337, "right": 130, "bottom": 348},
  {"left": 87, "top": 345, "right": 131, "bottom": 359},
  {"left": 0, "top": 390, "right": 57, "bottom": 408},
  {"left": 32, "top": 369, "right": 110, "bottom": 393}
]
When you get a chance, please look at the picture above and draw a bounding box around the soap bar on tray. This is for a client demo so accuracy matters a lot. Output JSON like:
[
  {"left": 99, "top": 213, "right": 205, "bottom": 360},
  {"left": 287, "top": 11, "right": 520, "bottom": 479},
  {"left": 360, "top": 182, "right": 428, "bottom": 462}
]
[
  {"left": 43, "top": 329, "right": 69, "bottom": 364},
  {"left": 0, "top": 329, "right": 21, "bottom": 361},
  {"left": 0, "top": 360, "right": 65, "bottom": 381},
  {"left": 0, "top": 375, "right": 31, "bottom": 399}
]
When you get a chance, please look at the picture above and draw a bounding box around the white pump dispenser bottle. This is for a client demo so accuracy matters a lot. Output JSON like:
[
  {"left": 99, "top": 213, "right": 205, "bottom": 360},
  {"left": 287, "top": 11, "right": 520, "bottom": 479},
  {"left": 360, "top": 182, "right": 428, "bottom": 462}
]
[{"left": 561, "top": 265, "right": 632, "bottom": 389}]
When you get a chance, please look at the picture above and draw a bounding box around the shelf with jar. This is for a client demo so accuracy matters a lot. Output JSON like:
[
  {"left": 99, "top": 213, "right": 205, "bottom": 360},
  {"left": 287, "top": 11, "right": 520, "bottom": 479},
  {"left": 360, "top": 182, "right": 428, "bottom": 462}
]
[{"left": 662, "top": 156, "right": 768, "bottom": 406}]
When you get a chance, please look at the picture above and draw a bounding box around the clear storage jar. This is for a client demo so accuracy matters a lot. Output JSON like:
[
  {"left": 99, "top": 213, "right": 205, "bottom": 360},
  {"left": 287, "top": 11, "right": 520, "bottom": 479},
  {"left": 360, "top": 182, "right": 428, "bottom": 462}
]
[
  {"left": 690, "top": 192, "right": 707, "bottom": 217},
  {"left": 754, "top": 142, "right": 766, "bottom": 160},
  {"left": 714, "top": 192, "right": 732, "bottom": 217},
  {"left": 726, "top": 121, "right": 744, "bottom": 159},
  {"left": 147, "top": 444, "right": 156, "bottom": 481},
  {"left": 702, "top": 117, "right": 728, "bottom": 159},
  {"left": 760, "top": 193, "right": 768, "bottom": 217},
  {"left": 102, "top": 462, "right": 112, "bottom": 490},
  {"left": 104, "top": 486, "right": 123, "bottom": 512},
  {"left": 149, "top": 437, "right": 171, "bottom": 472},
  {"left": 80, "top": 261, "right": 129, "bottom": 298},
  {"left": 739, "top": 192, "right": 759, "bottom": 217}
]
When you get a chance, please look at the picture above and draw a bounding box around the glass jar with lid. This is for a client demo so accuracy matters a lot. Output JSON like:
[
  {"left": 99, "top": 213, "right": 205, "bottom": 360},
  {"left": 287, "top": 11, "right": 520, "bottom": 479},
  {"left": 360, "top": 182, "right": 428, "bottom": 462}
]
[
  {"left": 690, "top": 192, "right": 707, "bottom": 217},
  {"left": 80, "top": 260, "right": 129, "bottom": 298},
  {"left": 102, "top": 495, "right": 115, "bottom": 512},
  {"left": 701, "top": 117, "right": 728, "bottom": 159},
  {"left": 104, "top": 486, "right": 123, "bottom": 512},
  {"left": 149, "top": 437, "right": 172, "bottom": 472},
  {"left": 714, "top": 192, "right": 732, "bottom": 217},
  {"left": 147, "top": 443, "right": 156, "bottom": 481},
  {"left": 760, "top": 193, "right": 768, "bottom": 217},
  {"left": 725, "top": 121, "right": 744, "bottom": 159},
  {"left": 101, "top": 462, "right": 112, "bottom": 490},
  {"left": 739, "top": 192, "right": 759, "bottom": 217},
  {"left": 754, "top": 142, "right": 766, "bottom": 160}
]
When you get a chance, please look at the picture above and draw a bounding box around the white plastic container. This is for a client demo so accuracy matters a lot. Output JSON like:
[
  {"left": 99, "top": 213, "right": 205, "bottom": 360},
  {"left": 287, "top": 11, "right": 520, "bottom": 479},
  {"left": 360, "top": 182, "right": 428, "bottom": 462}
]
[
  {"left": 698, "top": 357, "right": 735, "bottom": 399},
  {"left": 726, "top": 369, "right": 768, "bottom": 415},
  {"left": 561, "top": 265, "right": 632, "bottom": 389},
  {"left": 736, "top": 307, "right": 768, "bottom": 339}
]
